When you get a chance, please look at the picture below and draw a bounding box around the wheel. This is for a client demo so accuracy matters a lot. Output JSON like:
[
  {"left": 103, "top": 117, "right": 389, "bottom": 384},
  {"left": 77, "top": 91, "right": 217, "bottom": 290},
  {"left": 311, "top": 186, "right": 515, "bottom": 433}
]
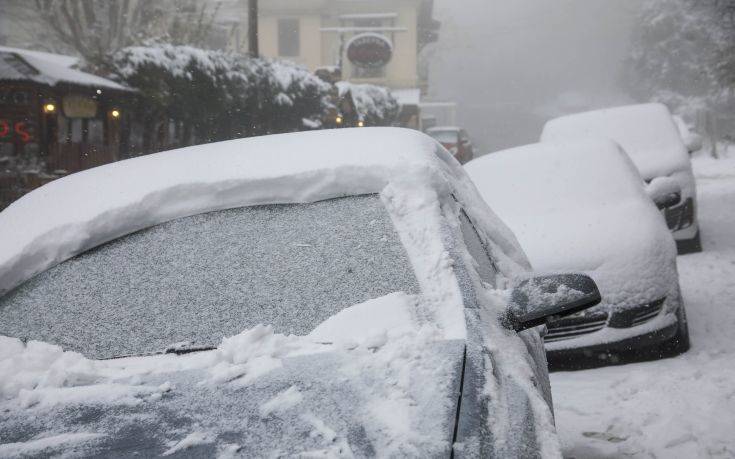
[{"left": 660, "top": 304, "right": 690, "bottom": 356}]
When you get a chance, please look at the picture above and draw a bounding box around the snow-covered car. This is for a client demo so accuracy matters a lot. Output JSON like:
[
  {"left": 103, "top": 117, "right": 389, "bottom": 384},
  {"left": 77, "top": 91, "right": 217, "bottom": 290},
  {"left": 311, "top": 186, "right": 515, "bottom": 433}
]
[
  {"left": 465, "top": 139, "right": 690, "bottom": 365},
  {"left": 426, "top": 126, "right": 475, "bottom": 164},
  {"left": 541, "top": 103, "right": 701, "bottom": 254},
  {"left": 0, "top": 128, "right": 601, "bottom": 457}
]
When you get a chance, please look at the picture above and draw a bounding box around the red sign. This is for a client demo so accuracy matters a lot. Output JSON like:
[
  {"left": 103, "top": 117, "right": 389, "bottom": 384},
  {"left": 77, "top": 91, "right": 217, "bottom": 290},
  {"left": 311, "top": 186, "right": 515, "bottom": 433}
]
[
  {"left": 0, "top": 119, "right": 36, "bottom": 143},
  {"left": 346, "top": 33, "right": 393, "bottom": 69}
]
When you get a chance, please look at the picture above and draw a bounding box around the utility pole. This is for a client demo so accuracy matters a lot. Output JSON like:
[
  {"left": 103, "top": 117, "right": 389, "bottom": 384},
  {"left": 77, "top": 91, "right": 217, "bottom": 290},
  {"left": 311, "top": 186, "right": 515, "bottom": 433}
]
[{"left": 248, "top": 0, "right": 259, "bottom": 57}]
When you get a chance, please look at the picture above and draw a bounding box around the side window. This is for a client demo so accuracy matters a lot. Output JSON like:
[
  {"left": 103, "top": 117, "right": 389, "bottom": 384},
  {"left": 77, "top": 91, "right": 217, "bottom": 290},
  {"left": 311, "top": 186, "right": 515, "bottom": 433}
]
[{"left": 459, "top": 210, "right": 498, "bottom": 287}]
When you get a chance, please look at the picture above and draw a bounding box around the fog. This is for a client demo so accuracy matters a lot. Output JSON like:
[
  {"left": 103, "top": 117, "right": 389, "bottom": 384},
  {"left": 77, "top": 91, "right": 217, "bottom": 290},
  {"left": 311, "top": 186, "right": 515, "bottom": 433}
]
[{"left": 429, "top": 0, "right": 638, "bottom": 153}]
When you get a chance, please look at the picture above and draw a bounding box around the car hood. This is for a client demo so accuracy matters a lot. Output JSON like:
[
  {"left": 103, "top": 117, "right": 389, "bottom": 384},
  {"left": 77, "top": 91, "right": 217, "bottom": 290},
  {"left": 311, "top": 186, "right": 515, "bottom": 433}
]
[
  {"left": 507, "top": 201, "right": 678, "bottom": 308},
  {"left": 0, "top": 338, "right": 464, "bottom": 458}
]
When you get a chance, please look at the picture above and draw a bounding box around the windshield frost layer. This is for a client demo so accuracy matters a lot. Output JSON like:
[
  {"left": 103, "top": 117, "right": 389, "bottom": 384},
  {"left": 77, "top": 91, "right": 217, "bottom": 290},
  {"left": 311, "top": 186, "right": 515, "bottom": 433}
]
[{"left": 0, "top": 195, "right": 419, "bottom": 359}]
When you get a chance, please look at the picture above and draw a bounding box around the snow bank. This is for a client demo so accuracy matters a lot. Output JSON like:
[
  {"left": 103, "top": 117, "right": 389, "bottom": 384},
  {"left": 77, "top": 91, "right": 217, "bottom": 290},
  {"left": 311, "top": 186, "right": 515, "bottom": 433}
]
[
  {"left": 466, "top": 140, "right": 678, "bottom": 311},
  {"left": 541, "top": 103, "right": 692, "bottom": 179}
]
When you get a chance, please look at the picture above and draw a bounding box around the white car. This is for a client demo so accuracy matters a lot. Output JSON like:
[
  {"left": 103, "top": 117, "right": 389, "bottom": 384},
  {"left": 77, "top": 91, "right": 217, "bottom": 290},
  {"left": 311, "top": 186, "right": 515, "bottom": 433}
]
[
  {"left": 466, "top": 139, "right": 689, "bottom": 365},
  {"left": 541, "top": 103, "right": 701, "bottom": 254},
  {"left": 0, "top": 128, "right": 602, "bottom": 457}
]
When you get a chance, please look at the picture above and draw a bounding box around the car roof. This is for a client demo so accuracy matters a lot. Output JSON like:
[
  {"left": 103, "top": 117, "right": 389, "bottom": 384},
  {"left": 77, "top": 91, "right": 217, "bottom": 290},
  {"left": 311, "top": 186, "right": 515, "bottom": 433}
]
[
  {"left": 0, "top": 127, "right": 528, "bottom": 296},
  {"left": 540, "top": 103, "right": 690, "bottom": 179}
]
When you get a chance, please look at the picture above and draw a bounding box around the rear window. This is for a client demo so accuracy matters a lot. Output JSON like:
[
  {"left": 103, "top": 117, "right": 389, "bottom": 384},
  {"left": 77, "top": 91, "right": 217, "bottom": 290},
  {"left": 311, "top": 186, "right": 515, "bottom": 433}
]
[
  {"left": 428, "top": 129, "right": 459, "bottom": 144},
  {"left": 0, "top": 195, "right": 419, "bottom": 359}
]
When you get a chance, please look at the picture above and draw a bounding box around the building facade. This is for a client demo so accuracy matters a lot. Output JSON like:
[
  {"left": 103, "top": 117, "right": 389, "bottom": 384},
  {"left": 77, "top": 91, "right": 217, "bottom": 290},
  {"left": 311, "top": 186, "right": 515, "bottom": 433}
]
[{"left": 216, "top": 0, "right": 439, "bottom": 94}]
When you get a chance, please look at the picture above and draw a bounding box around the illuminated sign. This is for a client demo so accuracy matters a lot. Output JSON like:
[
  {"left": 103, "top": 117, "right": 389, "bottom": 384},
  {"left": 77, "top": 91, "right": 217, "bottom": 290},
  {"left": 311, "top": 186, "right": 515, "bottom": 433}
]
[{"left": 0, "top": 119, "right": 37, "bottom": 143}]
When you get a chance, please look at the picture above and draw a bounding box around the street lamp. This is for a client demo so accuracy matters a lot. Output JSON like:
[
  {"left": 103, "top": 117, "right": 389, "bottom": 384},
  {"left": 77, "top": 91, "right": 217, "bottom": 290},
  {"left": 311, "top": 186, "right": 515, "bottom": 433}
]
[{"left": 43, "top": 102, "right": 56, "bottom": 114}]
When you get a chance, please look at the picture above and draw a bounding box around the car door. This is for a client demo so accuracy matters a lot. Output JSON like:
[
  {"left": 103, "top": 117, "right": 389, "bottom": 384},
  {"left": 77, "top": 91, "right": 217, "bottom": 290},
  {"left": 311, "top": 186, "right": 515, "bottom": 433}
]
[
  {"left": 457, "top": 210, "right": 553, "bottom": 409},
  {"left": 451, "top": 209, "right": 553, "bottom": 457}
]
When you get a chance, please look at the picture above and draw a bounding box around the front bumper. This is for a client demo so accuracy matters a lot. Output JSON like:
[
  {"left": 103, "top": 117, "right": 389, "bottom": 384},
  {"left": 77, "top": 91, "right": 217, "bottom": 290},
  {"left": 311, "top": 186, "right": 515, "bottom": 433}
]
[
  {"left": 543, "top": 296, "right": 680, "bottom": 356},
  {"left": 546, "top": 318, "right": 679, "bottom": 367}
]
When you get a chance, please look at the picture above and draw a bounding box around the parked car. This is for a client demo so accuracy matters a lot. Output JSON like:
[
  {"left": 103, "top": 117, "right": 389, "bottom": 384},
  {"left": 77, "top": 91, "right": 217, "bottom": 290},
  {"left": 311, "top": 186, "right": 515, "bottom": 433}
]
[
  {"left": 541, "top": 103, "right": 701, "bottom": 254},
  {"left": 0, "top": 128, "right": 601, "bottom": 457},
  {"left": 426, "top": 126, "right": 475, "bottom": 164},
  {"left": 465, "top": 139, "right": 690, "bottom": 366}
]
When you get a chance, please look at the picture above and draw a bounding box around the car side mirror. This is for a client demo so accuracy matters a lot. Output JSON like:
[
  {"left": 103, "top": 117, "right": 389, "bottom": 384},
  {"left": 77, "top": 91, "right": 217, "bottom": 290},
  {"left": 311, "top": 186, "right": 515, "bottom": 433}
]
[
  {"left": 646, "top": 177, "right": 682, "bottom": 209},
  {"left": 506, "top": 274, "right": 602, "bottom": 332},
  {"left": 653, "top": 191, "right": 681, "bottom": 210}
]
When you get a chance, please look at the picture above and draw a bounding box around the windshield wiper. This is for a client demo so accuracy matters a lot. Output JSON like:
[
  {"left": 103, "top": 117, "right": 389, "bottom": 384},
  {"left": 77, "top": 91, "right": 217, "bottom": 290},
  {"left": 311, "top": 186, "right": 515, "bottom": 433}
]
[{"left": 164, "top": 342, "right": 216, "bottom": 355}]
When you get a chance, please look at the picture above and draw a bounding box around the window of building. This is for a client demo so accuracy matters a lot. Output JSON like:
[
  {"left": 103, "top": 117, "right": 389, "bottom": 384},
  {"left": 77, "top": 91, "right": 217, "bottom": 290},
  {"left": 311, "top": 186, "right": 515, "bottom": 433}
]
[{"left": 278, "top": 18, "right": 300, "bottom": 57}]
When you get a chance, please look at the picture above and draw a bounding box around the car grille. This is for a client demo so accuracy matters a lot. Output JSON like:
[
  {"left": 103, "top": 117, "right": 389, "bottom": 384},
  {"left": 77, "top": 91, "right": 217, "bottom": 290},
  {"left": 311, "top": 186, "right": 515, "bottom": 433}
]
[
  {"left": 608, "top": 297, "right": 666, "bottom": 328},
  {"left": 664, "top": 197, "right": 695, "bottom": 231},
  {"left": 544, "top": 297, "right": 666, "bottom": 343},
  {"left": 544, "top": 311, "right": 609, "bottom": 343}
]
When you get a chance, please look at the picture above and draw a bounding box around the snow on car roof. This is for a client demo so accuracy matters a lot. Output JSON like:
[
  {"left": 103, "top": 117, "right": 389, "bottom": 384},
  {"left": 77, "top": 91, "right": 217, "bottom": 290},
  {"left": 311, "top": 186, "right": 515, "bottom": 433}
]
[
  {"left": 540, "top": 103, "right": 691, "bottom": 179},
  {"left": 466, "top": 139, "right": 677, "bottom": 308},
  {"left": 0, "top": 127, "right": 527, "bottom": 303}
]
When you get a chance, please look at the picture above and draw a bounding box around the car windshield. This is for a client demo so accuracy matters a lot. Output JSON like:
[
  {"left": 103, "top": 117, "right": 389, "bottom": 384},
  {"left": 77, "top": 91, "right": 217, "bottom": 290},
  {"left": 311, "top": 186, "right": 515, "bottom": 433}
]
[
  {"left": 0, "top": 194, "right": 419, "bottom": 360},
  {"left": 428, "top": 129, "right": 459, "bottom": 144}
]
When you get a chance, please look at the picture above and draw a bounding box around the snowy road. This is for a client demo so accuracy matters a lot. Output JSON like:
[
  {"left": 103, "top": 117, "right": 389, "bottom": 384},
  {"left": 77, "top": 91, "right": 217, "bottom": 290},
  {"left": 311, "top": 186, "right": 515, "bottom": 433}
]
[{"left": 551, "top": 155, "right": 735, "bottom": 458}]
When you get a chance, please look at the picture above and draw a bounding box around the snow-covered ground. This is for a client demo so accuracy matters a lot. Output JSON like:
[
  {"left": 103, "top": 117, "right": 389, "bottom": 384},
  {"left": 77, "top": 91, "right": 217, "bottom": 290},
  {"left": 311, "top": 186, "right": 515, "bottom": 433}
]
[{"left": 551, "top": 153, "right": 735, "bottom": 458}]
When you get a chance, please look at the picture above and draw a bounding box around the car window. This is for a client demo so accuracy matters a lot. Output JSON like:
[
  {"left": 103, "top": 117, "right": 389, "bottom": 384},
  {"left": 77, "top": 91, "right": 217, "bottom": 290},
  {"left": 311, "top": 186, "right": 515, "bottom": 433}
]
[
  {"left": 458, "top": 210, "right": 498, "bottom": 287},
  {"left": 0, "top": 195, "right": 419, "bottom": 359},
  {"left": 428, "top": 129, "right": 459, "bottom": 144}
]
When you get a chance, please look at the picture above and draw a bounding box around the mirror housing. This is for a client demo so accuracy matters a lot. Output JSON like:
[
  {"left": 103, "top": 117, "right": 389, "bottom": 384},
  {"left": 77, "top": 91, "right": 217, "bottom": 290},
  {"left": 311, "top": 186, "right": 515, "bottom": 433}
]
[
  {"left": 507, "top": 274, "right": 602, "bottom": 332},
  {"left": 653, "top": 191, "right": 681, "bottom": 210},
  {"left": 646, "top": 176, "right": 682, "bottom": 209}
]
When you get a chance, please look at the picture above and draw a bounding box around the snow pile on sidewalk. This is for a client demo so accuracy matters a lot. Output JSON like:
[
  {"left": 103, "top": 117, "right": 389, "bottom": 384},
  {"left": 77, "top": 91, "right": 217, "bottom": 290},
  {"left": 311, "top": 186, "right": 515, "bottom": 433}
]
[{"left": 550, "top": 153, "right": 735, "bottom": 458}]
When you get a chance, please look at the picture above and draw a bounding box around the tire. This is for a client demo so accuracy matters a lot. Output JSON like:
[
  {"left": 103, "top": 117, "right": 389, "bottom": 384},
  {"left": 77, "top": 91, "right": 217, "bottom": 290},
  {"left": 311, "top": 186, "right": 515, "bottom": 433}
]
[
  {"left": 660, "top": 304, "right": 691, "bottom": 356},
  {"left": 676, "top": 231, "right": 702, "bottom": 255}
]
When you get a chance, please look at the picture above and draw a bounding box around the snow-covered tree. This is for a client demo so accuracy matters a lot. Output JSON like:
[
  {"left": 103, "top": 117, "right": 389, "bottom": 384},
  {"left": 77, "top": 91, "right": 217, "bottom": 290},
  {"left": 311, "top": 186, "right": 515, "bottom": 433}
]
[
  {"left": 336, "top": 82, "right": 399, "bottom": 126},
  {"left": 111, "top": 44, "right": 333, "bottom": 147},
  {"left": 625, "top": 0, "right": 735, "bottom": 122},
  {"left": 15, "top": 0, "right": 220, "bottom": 72}
]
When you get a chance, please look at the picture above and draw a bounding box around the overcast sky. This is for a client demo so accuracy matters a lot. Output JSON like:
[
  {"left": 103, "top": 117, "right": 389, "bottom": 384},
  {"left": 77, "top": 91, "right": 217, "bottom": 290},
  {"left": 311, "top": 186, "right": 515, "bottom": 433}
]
[{"left": 428, "top": 0, "right": 639, "bottom": 153}]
